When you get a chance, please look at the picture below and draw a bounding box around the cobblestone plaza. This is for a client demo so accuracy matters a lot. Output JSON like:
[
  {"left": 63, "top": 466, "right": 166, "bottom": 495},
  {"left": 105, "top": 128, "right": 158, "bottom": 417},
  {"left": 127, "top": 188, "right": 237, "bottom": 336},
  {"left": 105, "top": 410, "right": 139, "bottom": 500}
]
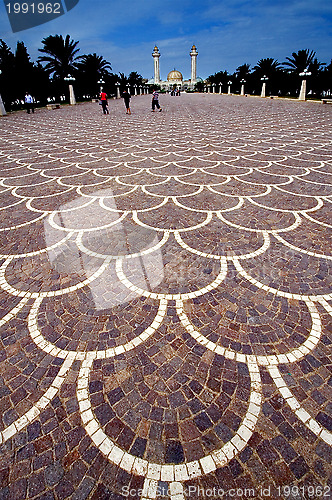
[{"left": 0, "top": 94, "right": 331, "bottom": 499}]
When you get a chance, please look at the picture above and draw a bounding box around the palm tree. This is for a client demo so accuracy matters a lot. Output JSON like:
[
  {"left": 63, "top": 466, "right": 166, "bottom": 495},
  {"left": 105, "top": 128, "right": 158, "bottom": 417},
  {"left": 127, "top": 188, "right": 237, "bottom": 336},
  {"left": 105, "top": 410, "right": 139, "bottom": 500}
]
[
  {"left": 251, "top": 58, "right": 283, "bottom": 95},
  {"left": 253, "top": 58, "right": 281, "bottom": 76},
  {"left": 38, "top": 34, "right": 81, "bottom": 80},
  {"left": 207, "top": 70, "right": 228, "bottom": 85},
  {"left": 128, "top": 71, "right": 143, "bottom": 86},
  {"left": 308, "top": 58, "right": 326, "bottom": 76},
  {"left": 235, "top": 63, "right": 251, "bottom": 79},
  {"left": 77, "top": 53, "right": 112, "bottom": 78},
  {"left": 76, "top": 53, "right": 112, "bottom": 96},
  {"left": 326, "top": 59, "right": 332, "bottom": 74},
  {"left": 283, "top": 49, "right": 316, "bottom": 73},
  {"left": 117, "top": 72, "right": 128, "bottom": 92}
]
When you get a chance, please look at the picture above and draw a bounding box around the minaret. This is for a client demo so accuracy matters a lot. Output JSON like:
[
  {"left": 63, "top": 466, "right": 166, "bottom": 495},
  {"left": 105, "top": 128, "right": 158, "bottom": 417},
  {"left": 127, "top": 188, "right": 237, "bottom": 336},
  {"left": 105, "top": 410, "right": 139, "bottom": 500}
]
[
  {"left": 190, "top": 44, "right": 198, "bottom": 85},
  {"left": 152, "top": 46, "right": 161, "bottom": 84}
]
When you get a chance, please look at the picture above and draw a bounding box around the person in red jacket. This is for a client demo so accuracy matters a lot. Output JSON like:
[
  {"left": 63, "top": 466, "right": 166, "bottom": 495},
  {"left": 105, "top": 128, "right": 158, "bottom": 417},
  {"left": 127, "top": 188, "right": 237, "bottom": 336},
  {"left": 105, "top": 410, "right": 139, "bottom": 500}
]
[{"left": 99, "top": 91, "right": 109, "bottom": 114}]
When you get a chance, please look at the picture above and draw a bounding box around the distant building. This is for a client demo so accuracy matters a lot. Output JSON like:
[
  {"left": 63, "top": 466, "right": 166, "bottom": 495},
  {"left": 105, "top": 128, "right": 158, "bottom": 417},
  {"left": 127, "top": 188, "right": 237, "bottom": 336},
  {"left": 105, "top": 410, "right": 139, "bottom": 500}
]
[{"left": 148, "top": 45, "right": 202, "bottom": 91}]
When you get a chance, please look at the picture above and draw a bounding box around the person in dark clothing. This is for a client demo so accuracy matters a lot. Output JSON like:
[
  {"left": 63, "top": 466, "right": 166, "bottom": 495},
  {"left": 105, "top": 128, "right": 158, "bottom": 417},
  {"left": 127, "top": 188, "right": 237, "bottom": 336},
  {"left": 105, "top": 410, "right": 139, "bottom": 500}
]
[
  {"left": 122, "top": 90, "right": 131, "bottom": 114},
  {"left": 151, "top": 89, "right": 162, "bottom": 112},
  {"left": 99, "top": 91, "right": 109, "bottom": 114}
]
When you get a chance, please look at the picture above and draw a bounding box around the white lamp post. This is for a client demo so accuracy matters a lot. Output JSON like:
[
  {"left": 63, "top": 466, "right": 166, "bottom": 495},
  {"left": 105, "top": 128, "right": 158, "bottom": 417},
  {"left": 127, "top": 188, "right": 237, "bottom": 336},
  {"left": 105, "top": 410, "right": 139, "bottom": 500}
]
[
  {"left": 116, "top": 82, "right": 121, "bottom": 99},
  {"left": 219, "top": 82, "right": 223, "bottom": 94},
  {"left": 134, "top": 84, "right": 138, "bottom": 96},
  {"left": 299, "top": 68, "right": 311, "bottom": 101},
  {"left": 212, "top": 83, "right": 216, "bottom": 93},
  {"left": 0, "top": 70, "right": 6, "bottom": 116},
  {"left": 139, "top": 85, "right": 143, "bottom": 95},
  {"left": 260, "top": 75, "right": 268, "bottom": 98},
  {"left": 97, "top": 79, "right": 105, "bottom": 94},
  {"left": 228, "top": 80, "right": 232, "bottom": 94},
  {"left": 240, "top": 79, "right": 246, "bottom": 96},
  {"left": 64, "top": 74, "right": 76, "bottom": 105}
]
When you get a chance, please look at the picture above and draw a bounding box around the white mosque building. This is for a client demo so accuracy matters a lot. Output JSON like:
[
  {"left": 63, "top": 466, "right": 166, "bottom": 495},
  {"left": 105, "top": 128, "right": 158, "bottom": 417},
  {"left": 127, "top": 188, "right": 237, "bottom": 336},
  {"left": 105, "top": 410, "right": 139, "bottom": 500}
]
[{"left": 148, "top": 45, "right": 202, "bottom": 91}]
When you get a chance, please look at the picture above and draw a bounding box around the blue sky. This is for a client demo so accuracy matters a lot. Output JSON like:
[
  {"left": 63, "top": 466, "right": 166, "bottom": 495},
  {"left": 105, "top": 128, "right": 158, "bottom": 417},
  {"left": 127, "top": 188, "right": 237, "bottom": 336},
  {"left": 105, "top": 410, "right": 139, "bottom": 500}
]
[{"left": 0, "top": 0, "right": 331, "bottom": 79}]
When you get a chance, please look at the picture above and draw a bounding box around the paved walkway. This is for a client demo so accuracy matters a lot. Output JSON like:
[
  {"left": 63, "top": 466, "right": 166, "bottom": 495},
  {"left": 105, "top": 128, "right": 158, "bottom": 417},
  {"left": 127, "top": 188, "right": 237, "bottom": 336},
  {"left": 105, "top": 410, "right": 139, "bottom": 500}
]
[{"left": 0, "top": 94, "right": 331, "bottom": 500}]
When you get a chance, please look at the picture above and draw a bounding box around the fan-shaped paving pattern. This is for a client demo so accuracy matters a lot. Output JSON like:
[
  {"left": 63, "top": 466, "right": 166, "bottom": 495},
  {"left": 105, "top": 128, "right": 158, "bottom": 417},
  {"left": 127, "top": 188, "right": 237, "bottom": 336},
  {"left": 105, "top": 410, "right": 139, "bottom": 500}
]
[
  {"left": 241, "top": 238, "right": 332, "bottom": 296},
  {"left": 0, "top": 94, "right": 331, "bottom": 500},
  {"left": 183, "top": 280, "right": 312, "bottom": 356},
  {"left": 89, "top": 333, "right": 252, "bottom": 464}
]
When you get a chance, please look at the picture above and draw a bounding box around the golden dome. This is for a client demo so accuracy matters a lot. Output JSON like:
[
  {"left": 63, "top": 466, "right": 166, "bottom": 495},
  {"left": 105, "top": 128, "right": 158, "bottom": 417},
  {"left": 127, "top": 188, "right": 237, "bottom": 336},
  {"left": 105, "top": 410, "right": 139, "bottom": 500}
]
[{"left": 167, "top": 70, "right": 183, "bottom": 81}]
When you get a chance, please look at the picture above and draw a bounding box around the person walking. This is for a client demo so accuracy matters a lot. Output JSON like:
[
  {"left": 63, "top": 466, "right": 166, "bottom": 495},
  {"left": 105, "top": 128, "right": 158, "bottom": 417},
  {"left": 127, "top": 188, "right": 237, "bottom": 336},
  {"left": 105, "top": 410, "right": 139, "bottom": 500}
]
[
  {"left": 99, "top": 90, "right": 109, "bottom": 114},
  {"left": 151, "top": 89, "right": 162, "bottom": 112},
  {"left": 25, "top": 92, "right": 34, "bottom": 114},
  {"left": 122, "top": 90, "right": 131, "bottom": 114}
]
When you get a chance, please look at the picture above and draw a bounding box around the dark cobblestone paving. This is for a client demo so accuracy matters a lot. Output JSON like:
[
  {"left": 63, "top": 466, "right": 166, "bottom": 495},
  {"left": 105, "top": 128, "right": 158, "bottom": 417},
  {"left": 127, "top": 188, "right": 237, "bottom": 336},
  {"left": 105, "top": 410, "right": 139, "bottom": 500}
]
[{"left": 0, "top": 94, "right": 331, "bottom": 499}]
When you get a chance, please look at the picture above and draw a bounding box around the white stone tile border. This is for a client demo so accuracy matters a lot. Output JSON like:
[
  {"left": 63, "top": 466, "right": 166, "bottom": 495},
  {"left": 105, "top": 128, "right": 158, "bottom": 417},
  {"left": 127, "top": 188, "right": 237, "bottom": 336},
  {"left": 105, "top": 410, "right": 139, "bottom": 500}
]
[
  {"left": 275, "top": 184, "right": 329, "bottom": 199},
  {"left": 2, "top": 175, "right": 55, "bottom": 189},
  {"left": 132, "top": 210, "right": 213, "bottom": 233},
  {"left": 303, "top": 211, "right": 332, "bottom": 229},
  {"left": 294, "top": 175, "right": 332, "bottom": 187},
  {"left": 233, "top": 258, "right": 332, "bottom": 302},
  {"left": 0, "top": 196, "right": 29, "bottom": 211},
  {"left": 169, "top": 482, "right": 185, "bottom": 500},
  {"left": 176, "top": 299, "right": 322, "bottom": 369},
  {"left": 272, "top": 231, "right": 332, "bottom": 260},
  {"left": 76, "top": 229, "right": 170, "bottom": 261},
  {"left": 77, "top": 355, "right": 262, "bottom": 483},
  {"left": 27, "top": 296, "right": 167, "bottom": 360},
  {"left": 255, "top": 166, "right": 311, "bottom": 178},
  {"left": 0, "top": 352, "right": 76, "bottom": 445},
  {"left": 248, "top": 195, "right": 324, "bottom": 213},
  {"left": 0, "top": 255, "right": 111, "bottom": 299},
  {"left": 26, "top": 189, "right": 77, "bottom": 211},
  {"left": 177, "top": 296, "right": 331, "bottom": 445},
  {"left": 106, "top": 168, "right": 145, "bottom": 183},
  {"left": 134, "top": 197, "right": 176, "bottom": 214},
  {"left": 139, "top": 176, "right": 201, "bottom": 192},
  {"left": 0, "top": 212, "right": 48, "bottom": 232},
  {"left": 319, "top": 298, "right": 332, "bottom": 316},
  {"left": 0, "top": 232, "right": 74, "bottom": 260},
  {"left": 241, "top": 151, "right": 288, "bottom": 162},
  {"left": 176, "top": 171, "right": 230, "bottom": 186},
  {"left": 174, "top": 229, "right": 271, "bottom": 262},
  {"left": 48, "top": 202, "right": 129, "bottom": 234},
  {"left": 174, "top": 195, "right": 244, "bottom": 213},
  {"left": 217, "top": 211, "right": 302, "bottom": 234},
  {"left": 267, "top": 366, "right": 332, "bottom": 446},
  {"left": 115, "top": 256, "right": 227, "bottom": 301},
  {"left": 0, "top": 295, "right": 30, "bottom": 328},
  {"left": 0, "top": 296, "right": 167, "bottom": 445},
  {"left": 141, "top": 479, "right": 185, "bottom": 500},
  {"left": 128, "top": 196, "right": 170, "bottom": 214},
  {"left": 240, "top": 175, "right": 294, "bottom": 188},
  {"left": 211, "top": 183, "right": 272, "bottom": 199}
]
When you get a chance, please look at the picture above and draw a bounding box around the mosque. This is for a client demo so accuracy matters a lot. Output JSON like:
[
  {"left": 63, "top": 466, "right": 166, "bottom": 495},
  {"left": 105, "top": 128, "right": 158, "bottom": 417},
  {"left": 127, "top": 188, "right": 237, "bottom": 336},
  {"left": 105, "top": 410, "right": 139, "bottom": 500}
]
[{"left": 148, "top": 45, "right": 202, "bottom": 91}]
